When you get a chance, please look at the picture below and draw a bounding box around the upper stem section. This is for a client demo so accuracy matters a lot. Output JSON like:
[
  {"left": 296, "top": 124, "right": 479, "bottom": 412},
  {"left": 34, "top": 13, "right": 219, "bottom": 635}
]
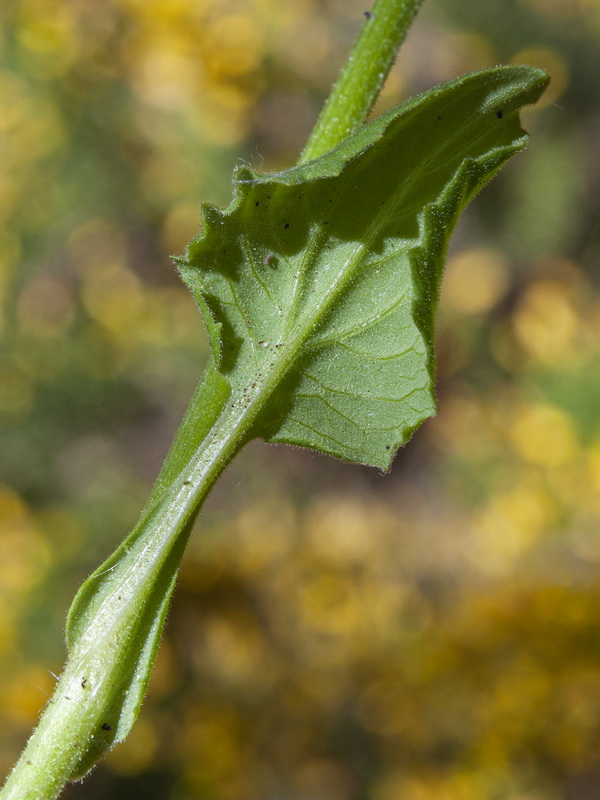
[{"left": 299, "top": 0, "right": 423, "bottom": 164}]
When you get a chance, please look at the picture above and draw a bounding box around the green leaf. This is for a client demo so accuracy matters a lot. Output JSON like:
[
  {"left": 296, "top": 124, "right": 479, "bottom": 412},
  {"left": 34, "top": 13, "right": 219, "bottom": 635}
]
[
  {"left": 1, "top": 65, "right": 547, "bottom": 800},
  {"left": 180, "top": 66, "right": 549, "bottom": 470},
  {"left": 62, "top": 62, "right": 547, "bottom": 777}
]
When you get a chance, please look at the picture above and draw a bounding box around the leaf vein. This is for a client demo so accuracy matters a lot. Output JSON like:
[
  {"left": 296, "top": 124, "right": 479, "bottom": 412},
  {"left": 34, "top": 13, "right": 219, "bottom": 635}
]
[
  {"left": 303, "top": 373, "right": 424, "bottom": 404},
  {"left": 309, "top": 288, "right": 411, "bottom": 349},
  {"left": 281, "top": 415, "right": 359, "bottom": 451},
  {"left": 241, "top": 233, "right": 283, "bottom": 318}
]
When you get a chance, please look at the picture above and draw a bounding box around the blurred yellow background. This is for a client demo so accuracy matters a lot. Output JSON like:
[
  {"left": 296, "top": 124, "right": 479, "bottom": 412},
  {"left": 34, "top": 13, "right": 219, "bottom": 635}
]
[{"left": 1, "top": 0, "right": 600, "bottom": 798}]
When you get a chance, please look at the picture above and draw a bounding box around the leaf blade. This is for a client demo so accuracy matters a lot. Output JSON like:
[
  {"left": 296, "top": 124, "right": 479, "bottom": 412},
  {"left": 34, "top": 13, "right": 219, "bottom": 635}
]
[{"left": 180, "top": 66, "right": 549, "bottom": 469}]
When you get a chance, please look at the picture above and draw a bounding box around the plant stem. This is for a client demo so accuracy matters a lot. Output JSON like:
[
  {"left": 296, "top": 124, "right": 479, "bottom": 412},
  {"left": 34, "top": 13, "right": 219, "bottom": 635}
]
[
  {"left": 1, "top": 0, "right": 423, "bottom": 797},
  {"left": 299, "top": 0, "right": 423, "bottom": 163},
  {"left": 0, "top": 388, "right": 245, "bottom": 800}
]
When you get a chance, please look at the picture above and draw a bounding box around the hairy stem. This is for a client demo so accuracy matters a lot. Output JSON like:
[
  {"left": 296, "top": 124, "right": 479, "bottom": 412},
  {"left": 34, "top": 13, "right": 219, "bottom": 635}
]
[
  {"left": 0, "top": 0, "right": 423, "bottom": 797},
  {"left": 299, "top": 0, "right": 423, "bottom": 163},
  {"left": 0, "top": 382, "right": 239, "bottom": 800}
]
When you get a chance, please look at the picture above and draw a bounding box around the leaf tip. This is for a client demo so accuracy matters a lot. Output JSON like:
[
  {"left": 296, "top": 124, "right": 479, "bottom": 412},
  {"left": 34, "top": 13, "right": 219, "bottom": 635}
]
[{"left": 482, "top": 64, "right": 550, "bottom": 118}]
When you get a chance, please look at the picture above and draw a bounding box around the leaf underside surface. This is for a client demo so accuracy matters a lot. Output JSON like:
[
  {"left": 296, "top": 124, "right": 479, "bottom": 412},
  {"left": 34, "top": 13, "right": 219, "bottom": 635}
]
[
  {"left": 0, "top": 63, "right": 550, "bottom": 800},
  {"left": 180, "top": 66, "right": 548, "bottom": 471}
]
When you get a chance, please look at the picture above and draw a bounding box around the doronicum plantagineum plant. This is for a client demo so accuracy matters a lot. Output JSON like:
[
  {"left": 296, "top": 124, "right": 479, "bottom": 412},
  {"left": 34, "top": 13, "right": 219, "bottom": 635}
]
[{"left": 0, "top": 0, "right": 548, "bottom": 797}]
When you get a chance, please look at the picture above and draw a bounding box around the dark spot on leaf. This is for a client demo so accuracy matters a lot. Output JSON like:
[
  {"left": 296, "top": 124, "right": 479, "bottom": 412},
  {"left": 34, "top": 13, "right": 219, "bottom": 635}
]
[
  {"left": 101, "top": 723, "right": 113, "bottom": 731},
  {"left": 496, "top": 109, "right": 503, "bottom": 119},
  {"left": 255, "top": 201, "right": 260, "bottom": 206},
  {"left": 437, "top": 115, "right": 442, "bottom": 121},
  {"left": 284, "top": 223, "right": 290, "bottom": 229},
  {"left": 385, "top": 445, "right": 391, "bottom": 450},
  {"left": 81, "top": 678, "right": 87, "bottom": 689},
  {"left": 183, "top": 480, "right": 191, "bottom": 485}
]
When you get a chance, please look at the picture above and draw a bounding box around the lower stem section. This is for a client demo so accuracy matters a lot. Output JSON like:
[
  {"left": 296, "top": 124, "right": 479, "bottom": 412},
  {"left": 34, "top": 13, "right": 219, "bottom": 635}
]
[{"left": 0, "top": 368, "right": 241, "bottom": 800}]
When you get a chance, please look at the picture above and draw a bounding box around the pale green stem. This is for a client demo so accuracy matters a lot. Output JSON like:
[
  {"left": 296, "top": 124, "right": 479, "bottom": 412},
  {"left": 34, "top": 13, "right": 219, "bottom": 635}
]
[
  {"left": 0, "top": 391, "right": 241, "bottom": 800},
  {"left": 299, "top": 0, "right": 423, "bottom": 163},
  {"left": 0, "top": 0, "right": 423, "bottom": 797}
]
